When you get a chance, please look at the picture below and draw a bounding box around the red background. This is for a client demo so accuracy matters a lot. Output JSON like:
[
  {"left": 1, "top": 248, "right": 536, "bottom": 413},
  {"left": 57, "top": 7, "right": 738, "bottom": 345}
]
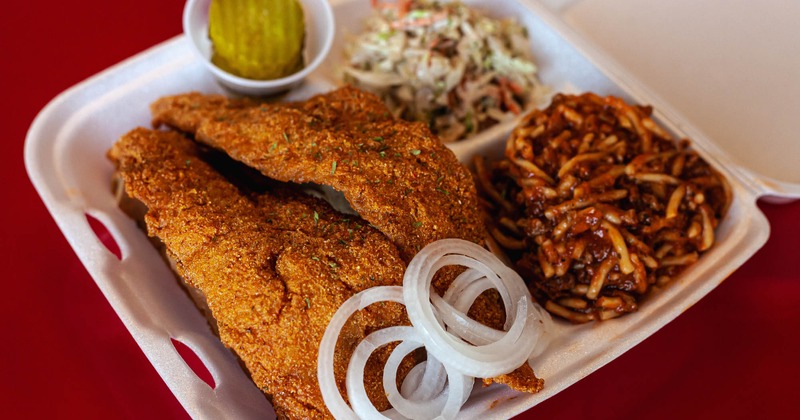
[{"left": 3, "top": 1, "right": 799, "bottom": 418}]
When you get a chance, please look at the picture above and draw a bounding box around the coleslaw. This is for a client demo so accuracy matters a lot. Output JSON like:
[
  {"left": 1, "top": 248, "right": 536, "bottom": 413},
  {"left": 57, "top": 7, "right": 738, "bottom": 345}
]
[{"left": 342, "top": 0, "right": 548, "bottom": 142}]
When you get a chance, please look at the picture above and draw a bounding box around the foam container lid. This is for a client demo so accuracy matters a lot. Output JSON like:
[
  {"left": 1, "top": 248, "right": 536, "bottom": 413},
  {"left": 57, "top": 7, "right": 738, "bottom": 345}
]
[
  {"left": 535, "top": 0, "right": 800, "bottom": 198},
  {"left": 23, "top": 0, "right": 799, "bottom": 418}
]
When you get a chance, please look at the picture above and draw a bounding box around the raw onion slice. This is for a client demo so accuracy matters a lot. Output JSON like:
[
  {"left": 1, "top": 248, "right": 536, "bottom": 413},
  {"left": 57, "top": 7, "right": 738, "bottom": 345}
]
[
  {"left": 348, "top": 326, "right": 473, "bottom": 420},
  {"left": 403, "top": 239, "right": 549, "bottom": 378},
  {"left": 318, "top": 238, "right": 552, "bottom": 419},
  {"left": 528, "top": 300, "right": 555, "bottom": 359},
  {"left": 383, "top": 341, "right": 448, "bottom": 418},
  {"left": 318, "top": 286, "right": 405, "bottom": 420},
  {"left": 399, "top": 359, "right": 446, "bottom": 402},
  {"left": 318, "top": 286, "right": 475, "bottom": 420}
]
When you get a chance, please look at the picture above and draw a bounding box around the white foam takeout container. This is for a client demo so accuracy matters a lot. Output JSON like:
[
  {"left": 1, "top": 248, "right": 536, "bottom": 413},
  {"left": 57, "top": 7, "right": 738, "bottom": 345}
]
[{"left": 24, "top": 0, "right": 800, "bottom": 418}]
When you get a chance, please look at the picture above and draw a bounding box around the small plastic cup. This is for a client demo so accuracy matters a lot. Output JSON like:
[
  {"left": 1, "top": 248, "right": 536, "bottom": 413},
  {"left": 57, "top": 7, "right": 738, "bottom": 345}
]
[{"left": 183, "top": 0, "right": 335, "bottom": 96}]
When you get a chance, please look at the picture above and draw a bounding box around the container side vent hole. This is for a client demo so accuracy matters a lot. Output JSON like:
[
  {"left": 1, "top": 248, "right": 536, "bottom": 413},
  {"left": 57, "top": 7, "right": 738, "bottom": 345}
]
[
  {"left": 171, "top": 338, "right": 217, "bottom": 389},
  {"left": 86, "top": 213, "right": 122, "bottom": 260}
]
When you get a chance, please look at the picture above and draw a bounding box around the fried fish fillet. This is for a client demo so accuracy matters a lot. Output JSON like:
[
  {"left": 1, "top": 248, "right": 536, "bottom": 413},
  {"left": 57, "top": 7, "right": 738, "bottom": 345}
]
[
  {"left": 150, "top": 86, "right": 486, "bottom": 262},
  {"left": 150, "top": 87, "right": 544, "bottom": 394},
  {"left": 108, "top": 127, "right": 409, "bottom": 419}
]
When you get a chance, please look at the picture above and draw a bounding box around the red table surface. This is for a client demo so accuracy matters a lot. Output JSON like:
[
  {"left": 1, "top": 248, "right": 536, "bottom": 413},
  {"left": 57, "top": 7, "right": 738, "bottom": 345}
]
[{"left": 3, "top": 1, "right": 799, "bottom": 419}]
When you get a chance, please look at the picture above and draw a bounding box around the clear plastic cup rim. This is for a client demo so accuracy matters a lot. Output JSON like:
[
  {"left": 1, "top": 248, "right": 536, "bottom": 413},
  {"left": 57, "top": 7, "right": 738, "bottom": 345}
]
[{"left": 182, "top": 0, "right": 335, "bottom": 96}]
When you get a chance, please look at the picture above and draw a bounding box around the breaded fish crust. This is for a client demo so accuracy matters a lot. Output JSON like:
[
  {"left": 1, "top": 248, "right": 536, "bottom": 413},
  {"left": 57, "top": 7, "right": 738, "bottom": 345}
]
[
  {"left": 151, "top": 86, "right": 486, "bottom": 262},
  {"left": 150, "top": 87, "right": 544, "bottom": 394},
  {"left": 108, "top": 128, "right": 409, "bottom": 419}
]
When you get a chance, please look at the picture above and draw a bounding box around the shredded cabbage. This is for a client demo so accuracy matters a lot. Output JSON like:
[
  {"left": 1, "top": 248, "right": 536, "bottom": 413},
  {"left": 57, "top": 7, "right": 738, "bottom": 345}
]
[{"left": 343, "top": 0, "right": 547, "bottom": 142}]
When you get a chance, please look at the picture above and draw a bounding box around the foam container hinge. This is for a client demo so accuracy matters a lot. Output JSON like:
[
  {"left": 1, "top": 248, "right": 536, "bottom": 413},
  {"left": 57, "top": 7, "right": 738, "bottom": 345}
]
[{"left": 24, "top": 0, "right": 795, "bottom": 418}]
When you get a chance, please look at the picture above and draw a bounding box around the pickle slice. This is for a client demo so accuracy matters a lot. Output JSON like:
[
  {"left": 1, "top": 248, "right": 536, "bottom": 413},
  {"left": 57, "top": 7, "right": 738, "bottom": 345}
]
[{"left": 209, "top": 0, "right": 305, "bottom": 80}]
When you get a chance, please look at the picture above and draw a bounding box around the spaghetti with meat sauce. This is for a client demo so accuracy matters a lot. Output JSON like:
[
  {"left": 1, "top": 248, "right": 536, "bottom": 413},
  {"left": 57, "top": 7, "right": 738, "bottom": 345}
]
[{"left": 474, "top": 93, "right": 732, "bottom": 323}]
